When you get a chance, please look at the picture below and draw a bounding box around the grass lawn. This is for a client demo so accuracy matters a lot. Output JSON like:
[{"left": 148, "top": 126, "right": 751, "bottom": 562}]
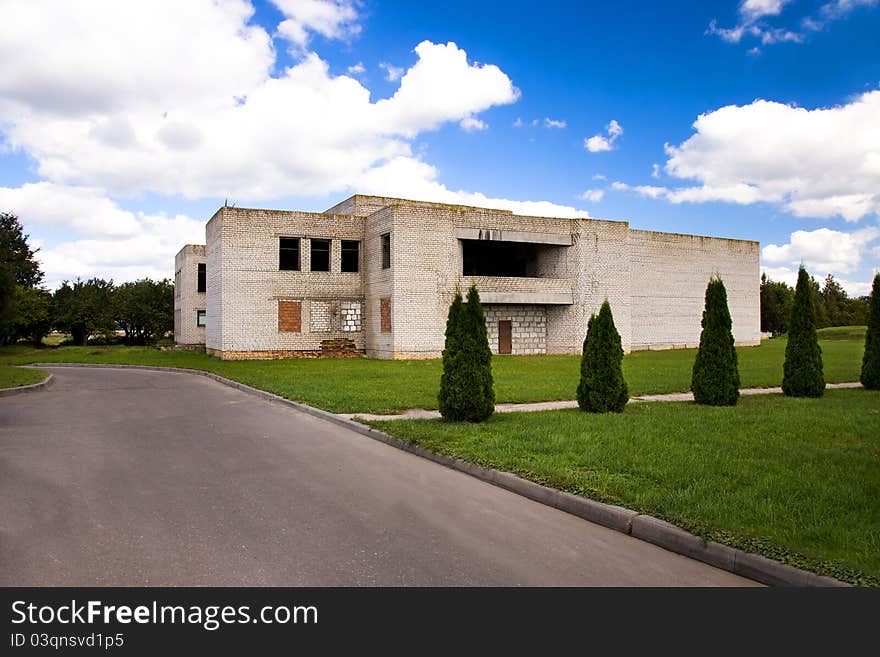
[
  {"left": 0, "top": 331, "right": 866, "bottom": 413},
  {"left": 0, "top": 365, "right": 47, "bottom": 389},
  {"left": 368, "top": 389, "right": 880, "bottom": 585}
]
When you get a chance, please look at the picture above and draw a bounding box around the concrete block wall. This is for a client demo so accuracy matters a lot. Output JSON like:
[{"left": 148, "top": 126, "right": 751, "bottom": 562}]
[
  {"left": 173, "top": 244, "right": 206, "bottom": 345},
  {"left": 484, "top": 305, "right": 547, "bottom": 355},
  {"left": 627, "top": 229, "right": 760, "bottom": 349}
]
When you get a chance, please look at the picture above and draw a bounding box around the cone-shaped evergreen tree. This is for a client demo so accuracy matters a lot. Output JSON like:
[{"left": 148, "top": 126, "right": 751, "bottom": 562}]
[
  {"left": 691, "top": 276, "right": 740, "bottom": 405},
  {"left": 860, "top": 272, "right": 880, "bottom": 390},
  {"left": 438, "top": 285, "right": 494, "bottom": 422},
  {"left": 577, "top": 300, "right": 628, "bottom": 413},
  {"left": 438, "top": 289, "right": 465, "bottom": 419},
  {"left": 783, "top": 266, "right": 824, "bottom": 397}
]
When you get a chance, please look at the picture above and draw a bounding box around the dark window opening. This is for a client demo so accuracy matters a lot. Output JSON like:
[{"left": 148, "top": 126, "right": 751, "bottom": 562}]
[
  {"left": 197, "top": 263, "right": 206, "bottom": 293},
  {"left": 310, "top": 238, "right": 331, "bottom": 272},
  {"left": 341, "top": 240, "right": 360, "bottom": 273},
  {"left": 196, "top": 310, "right": 207, "bottom": 327},
  {"left": 381, "top": 233, "right": 391, "bottom": 269},
  {"left": 280, "top": 237, "right": 300, "bottom": 271},
  {"left": 462, "top": 240, "right": 551, "bottom": 277}
]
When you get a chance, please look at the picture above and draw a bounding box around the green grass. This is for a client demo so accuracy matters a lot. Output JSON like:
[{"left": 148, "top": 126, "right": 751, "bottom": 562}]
[
  {"left": 368, "top": 389, "right": 880, "bottom": 585},
  {"left": 0, "top": 332, "right": 866, "bottom": 413},
  {"left": 817, "top": 325, "right": 867, "bottom": 341},
  {"left": 0, "top": 364, "right": 47, "bottom": 388}
]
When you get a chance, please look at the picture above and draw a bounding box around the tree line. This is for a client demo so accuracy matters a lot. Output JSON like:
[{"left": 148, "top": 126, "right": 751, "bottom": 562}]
[
  {"left": 761, "top": 272, "right": 869, "bottom": 335},
  {"left": 1, "top": 212, "right": 173, "bottom": 346}
]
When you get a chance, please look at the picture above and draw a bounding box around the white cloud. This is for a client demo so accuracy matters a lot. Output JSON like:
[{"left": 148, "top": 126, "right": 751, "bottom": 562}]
[
  {"left": 585, "top": 119, "right": 623, "bottom": 153},
  {"left": 513, "top": 117, "right": 524, "bottom": 127},
  {"left": 651, "top": 163, "right": 661, "bottom": 178},
  {"left": 592, "top": 173, "right": 607, "bottom": 181},
  {"left": 273, "top": 0, "right": 360, "bottom": 49},
  {"left": 355, "top": 156, "right": 590, "bottom": 218},
  {"left": 460, "top": 116, "right": 487, "bottom": 132},
  {"left": 0, "top": 5, "right": 519, "bottom": 200},
  {"left": 740, "top": 0, "right": 793, "bottom": 20},
  {"left": 611, "top": 182, "right": 668, "bottom": 199},
  {"left": 709, "top": 0, "right": 877, "bottom": 47},
  {"left": 0, "top": 182, "right": 141, "bottom": 237},
  {"left": 0, "top": 183, "right": 203, "bottom": 288},
  {"left": 544, "top": 117, "right": 567, "bottom": 129},
  {"left": 379, "top": 62, "right": 404, "bottom": 81},
  {"left": 578, "top": 189, "right": 605, "bottom": 203},
  {"left": 762, "top": 226, "right": 880, "bottom": 275},
  {"left": 347, "top": 61, "right": 365, "bottom": 75},
  {"left": 0, "top": 2, "right": 594, "bottom": 283},
  {"left": 613, "top": 92, "right": 880, "bottom": 221}
]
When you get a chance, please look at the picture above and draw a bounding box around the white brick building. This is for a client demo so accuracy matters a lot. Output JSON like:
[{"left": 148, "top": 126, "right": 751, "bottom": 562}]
[{"left": 174, "top": 195, "right": 760, "bottom": 359}]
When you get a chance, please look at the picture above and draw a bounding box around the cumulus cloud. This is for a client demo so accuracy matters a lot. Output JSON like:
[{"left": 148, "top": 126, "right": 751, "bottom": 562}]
[
  {"left": 0, "top": 1, "right": 594, "bottom": 284},
  {"left": 0, "top": 182, "right": 141, "bottom": 238},
  {"left": 651, "top": 163, "right": 661, "bottom": 178},
  {"left": 584, "top": 119, "right": 623, "bottom": 153},
  {"left": 273, "top": 0, "right": 360, "bottom": 49},
  {"left": 578, "top": 189, "right": 605, "bottom": 203},
  {"left": 355, "top": 157, "right": 590, "bottom": 218},
  {"left": 0, "top": 2, "right": 519, "bottom": 201},
  {"left": 459, "top": 116, "right": 488, "bottom": 132},
  {"left": 762, "top": 226, "right": 880, "bottom": 275},
  {"left": 0, "top": 183, "right": 204, "bottom": 288},
  {"left": 544, "top": 118, "right": 567, "bottom": 129},
  {"left": 379, "top": 62, "right": 404, "bottom": 81},
  {"left": 347, "top": 61, "right": 365, "bottom": 75},
  {"left": 612, "top": 92, "right": 880, "bottom": 221}
]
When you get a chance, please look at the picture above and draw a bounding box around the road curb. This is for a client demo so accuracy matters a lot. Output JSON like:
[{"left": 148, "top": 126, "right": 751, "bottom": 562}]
[
  {"left": 30, "top": 362, "right": 853, "bottom": 587},
  {"left": 0, "top": 371, "right": 54, "bottom": 397}
]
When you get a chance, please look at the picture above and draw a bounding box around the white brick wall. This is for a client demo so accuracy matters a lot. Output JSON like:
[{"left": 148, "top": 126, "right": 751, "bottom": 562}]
[
  {"left": 184, "top": 195, "right": 761, "bottom": 359},
  {"left": 173, "top": 244, "right": 206, "bottom": 345},
  {"left": 485, "top": 305, "right": 547, "bottom": 355}
]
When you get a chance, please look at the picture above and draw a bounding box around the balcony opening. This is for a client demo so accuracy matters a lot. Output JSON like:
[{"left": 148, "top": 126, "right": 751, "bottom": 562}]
[{"left": 461, "top": 239, "right": 564, "bottom": 277}]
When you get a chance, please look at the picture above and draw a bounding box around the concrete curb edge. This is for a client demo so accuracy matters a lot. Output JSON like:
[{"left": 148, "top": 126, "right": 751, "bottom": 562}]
[
  {"left": 0, "top": 371, "right": 54, "bottom": 397},
  {"left": 29, "top": 362, "right": 852, "bottom": 587}
]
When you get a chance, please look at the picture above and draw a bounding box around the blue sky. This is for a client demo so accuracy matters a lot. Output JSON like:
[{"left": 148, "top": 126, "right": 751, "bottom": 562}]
[{"left": 0, "top": 0, "right": 878, "bottom": 293}]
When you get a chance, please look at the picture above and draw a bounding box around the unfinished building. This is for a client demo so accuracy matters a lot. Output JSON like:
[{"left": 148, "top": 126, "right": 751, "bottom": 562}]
[{"left": 173, "top": 195, "right": 760, "bottom": 359}]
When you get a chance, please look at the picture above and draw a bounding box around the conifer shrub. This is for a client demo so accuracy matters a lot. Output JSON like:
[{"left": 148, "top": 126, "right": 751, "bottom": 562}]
[
  {"left": 783, "top": 266, "right": 824, "bottom": 397},
  {"left": 860, "top": 272, "right": 880, "bottom": 390},
  {"left": 438, "top": 285, "right": 495, "bottom": 422},
  {"left": 691, "top": 276, "right": 740, "bottom": 406},
  {"left": 577, "top": 300, "right": 628, "bottom": 413}
]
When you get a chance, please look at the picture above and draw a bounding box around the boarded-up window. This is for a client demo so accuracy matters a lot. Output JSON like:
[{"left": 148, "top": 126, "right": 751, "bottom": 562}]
[
  {"left": 310, "top": 300, "right": 332, "bottom": 332},
  {"left": 380, "top": 297, "right": 391, "bottom": 333},
  {"left": 278, "top": 301, "right": 301, "bottom": 332}
]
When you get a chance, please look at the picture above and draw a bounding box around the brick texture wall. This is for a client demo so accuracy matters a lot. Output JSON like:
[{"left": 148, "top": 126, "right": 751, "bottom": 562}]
[
  {"left": 485, "top": 305, "right": 547, "bottom": 355},
  {"left": 173, "top": 244, "right": 206, "bottom": 345},
  {"left": 191, "top": 195, "right": 760, "bottom": 359}
]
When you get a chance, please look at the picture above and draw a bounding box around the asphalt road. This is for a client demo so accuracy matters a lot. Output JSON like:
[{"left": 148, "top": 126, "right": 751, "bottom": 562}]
[{"left": 0, "top": 367, "right": 756, "bottom": 586}]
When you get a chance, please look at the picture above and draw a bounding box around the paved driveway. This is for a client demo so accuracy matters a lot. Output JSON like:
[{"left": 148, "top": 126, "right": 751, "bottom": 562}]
[{"left": 0, "top": 367, "right": 756, "bottom": 586}]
